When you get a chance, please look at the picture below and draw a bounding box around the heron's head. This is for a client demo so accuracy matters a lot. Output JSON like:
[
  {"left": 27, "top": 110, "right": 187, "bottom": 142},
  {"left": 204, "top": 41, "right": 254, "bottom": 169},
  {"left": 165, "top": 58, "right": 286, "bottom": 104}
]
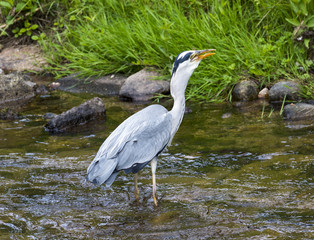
[{"left": 171, "top": 49, "right": 215, "bottom": 77}]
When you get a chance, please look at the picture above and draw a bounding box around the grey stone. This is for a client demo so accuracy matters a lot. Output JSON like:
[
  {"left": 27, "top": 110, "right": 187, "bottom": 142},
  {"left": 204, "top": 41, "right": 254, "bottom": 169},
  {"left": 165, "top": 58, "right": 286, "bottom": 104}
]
[
  {"left": 283, "top": 103, "right": 314, "bottom": 121},
  {"left": 221, "top": 112, "right": 232, "bottom": 119},
  {"left": 232, "top": 80, "right": 258, "bottom": 101},
  {"left": 24, "top": 80, "right": 37, "bottom": 88},
  {"left": 0, "top": 108, "right": 19, "bottom": 120},
  {"left": 258, "top": 88, "right": 269, "bottom": 99},
  {"left": 119, "top": 69, "right": 170, "bottom": 102},
  {"left": 36, "top": 85, "right": 49, "bottom": 95},
  {"left": 44, "top": 97, "right": 106, "bottom": 133},
  {"left": 0, "top": 45, "right": 47, "bottom": 72},
  {"left": 269, "top": 81, "right": 301, "bottom": 102},
  {"left": 0, "top": 73, "right": 36, "bottom": 106},
  {"left": 43, "top": 112, "right": 57, "bottom": 119},
  {"left": 57, "top": 73, "right": 126, "bottom": 96}
]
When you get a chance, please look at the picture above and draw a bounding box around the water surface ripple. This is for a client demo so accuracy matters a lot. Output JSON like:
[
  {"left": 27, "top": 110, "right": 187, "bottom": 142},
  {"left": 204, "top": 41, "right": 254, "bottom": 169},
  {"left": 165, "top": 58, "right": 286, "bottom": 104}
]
[{"left": 0, "top": 92, "right": 313, "bottom": 239}]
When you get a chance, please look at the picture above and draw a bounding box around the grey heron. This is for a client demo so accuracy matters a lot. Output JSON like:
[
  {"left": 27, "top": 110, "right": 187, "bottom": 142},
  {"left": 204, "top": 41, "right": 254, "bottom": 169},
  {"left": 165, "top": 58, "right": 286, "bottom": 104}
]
[{"left": 86, "top": 49, "right": 215, "bottom": 206}]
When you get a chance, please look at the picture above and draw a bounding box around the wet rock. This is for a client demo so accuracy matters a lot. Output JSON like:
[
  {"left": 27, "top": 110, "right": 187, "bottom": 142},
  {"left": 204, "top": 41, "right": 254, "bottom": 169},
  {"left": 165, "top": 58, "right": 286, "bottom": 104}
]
[
  {"left": 0, "top": 108, "right": 19, "bottom": 120},
  {"left": 35, "top": 85, "right": 49, "bottom": 95},
  {"left": 0, "top": 45, "right": 47, "bottom": 72},
  {"left": 221, "top": 112, "right": 232, "bottom": 119},
  {"left": 258, "top": 88, "right": 269, "bottom": 99},
  {"left": 0, "top": 73, "right": 36, "bottom": 105},
  {"left": 232, "top": 80, "right": 258, "bottom": 101},
  {"left": 185, "top": 106, "right": 192, "bottom": 114},
  {"left": 269, "top": 81, "right": 301, "bottom": 102},
  {"left": 49, "top": 82, "right": 60, "bottom": 90},
  {"left": 43, "top": 112, "right": 57, "bottom": 119},
  {"left": 44, "top": 97, "right": 106, "bottom": 133},
  {"left": 283, "top": 103, "right": 314, "bottom": 121},
  {"left": 233, "top": 99, "right": 268, "bottom": 115},
  {"left": 57, "top": 73, "right": 126, "bottom": 96},
  {"left": 119, "top": 69, "right": 170, "bottom": 102}
]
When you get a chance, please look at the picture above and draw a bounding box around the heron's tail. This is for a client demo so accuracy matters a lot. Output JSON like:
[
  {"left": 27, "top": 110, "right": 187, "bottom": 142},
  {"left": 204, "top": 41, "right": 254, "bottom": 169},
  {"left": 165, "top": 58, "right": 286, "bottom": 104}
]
[{"left": 86, "top": 158, "right": 118, "bottom": 186}]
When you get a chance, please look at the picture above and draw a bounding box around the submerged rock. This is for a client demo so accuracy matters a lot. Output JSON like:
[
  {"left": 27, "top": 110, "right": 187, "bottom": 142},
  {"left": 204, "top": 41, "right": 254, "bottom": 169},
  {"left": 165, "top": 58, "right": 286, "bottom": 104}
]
[
  {"left": 221, "top": 112, "right": 232, "bottom": 119},
  {"left": 283, "top": 103, "right": 314, "bottom": 121},
  {"left": 44, "top": 97, "right": 106, "bottom": 133},
  {"left": 232, "top": 80, "right": 258, "bottom": 101},
  {"left": 0, "top": 108, "right": 19, "bottom": 120},
  {"left": 119, "top": 69, "right": 170, "bottom": 102},
  {"left": 0, "top": 73, "right": 36, "bottom": 106},
  {"left": 233, "top": 99, "right": 267, "bottom": 115},
  {"left": 57, "top": 73, "right": 126, "bottom": 96},
  {"left": 0, "top": 45, "right": 47, "bottom": 72},
  {"left": 35, "top": 85, "right": 49, "bottom": 95},
  {"left": 43, "top": 112, "right": 57, "bottom": 119},
  {"left": 269, "top": 81, "right": 301, "bottom": 102}
]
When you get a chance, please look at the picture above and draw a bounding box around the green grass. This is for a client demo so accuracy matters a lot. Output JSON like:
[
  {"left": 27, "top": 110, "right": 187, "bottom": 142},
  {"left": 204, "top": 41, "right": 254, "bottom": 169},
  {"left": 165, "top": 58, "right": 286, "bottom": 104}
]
[{"left": 41, "top": 0, "right": 313, "bottom": 101}]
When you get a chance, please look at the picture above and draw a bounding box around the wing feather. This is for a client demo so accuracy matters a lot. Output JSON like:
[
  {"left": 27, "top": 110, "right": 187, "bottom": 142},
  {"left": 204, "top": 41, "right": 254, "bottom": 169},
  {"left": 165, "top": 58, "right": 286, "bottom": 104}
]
[{"left": 86, "top": 105, "right": 172, "bottom": 186}]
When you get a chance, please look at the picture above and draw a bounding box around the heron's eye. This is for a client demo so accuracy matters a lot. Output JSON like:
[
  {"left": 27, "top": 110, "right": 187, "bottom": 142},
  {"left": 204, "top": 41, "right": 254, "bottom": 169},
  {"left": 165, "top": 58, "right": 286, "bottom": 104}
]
[{"left": 190, "top": 53, "right": 196, "bottom": 60}]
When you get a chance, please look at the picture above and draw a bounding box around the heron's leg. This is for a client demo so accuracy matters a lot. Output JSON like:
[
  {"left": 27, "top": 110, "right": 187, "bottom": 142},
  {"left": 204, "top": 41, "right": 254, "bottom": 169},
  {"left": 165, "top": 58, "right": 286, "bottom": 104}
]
[
  {"left": 151, "top": 158, "right": 158, "bottom": 206},
  {"left": 134, "top": 173, "right": 140, "bottom": 200}
]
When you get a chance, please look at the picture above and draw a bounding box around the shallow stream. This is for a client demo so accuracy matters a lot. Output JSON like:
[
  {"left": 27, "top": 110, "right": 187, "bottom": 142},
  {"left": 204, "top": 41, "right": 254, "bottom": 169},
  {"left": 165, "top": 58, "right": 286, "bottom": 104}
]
[{"left": 0, "top": 90, "right": 313, "bottom": 239}]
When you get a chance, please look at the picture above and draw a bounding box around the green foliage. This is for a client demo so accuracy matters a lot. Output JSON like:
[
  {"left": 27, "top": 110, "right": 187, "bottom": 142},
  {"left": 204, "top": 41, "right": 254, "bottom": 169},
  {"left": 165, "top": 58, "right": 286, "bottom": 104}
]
[
  {"left": 12, "top": 20, "right": 38, "bottom": 37},
  {"left": 0, "top": 0, "right": 80, "bottom": 40},
  {"left": 38, "top": 0, "right": 313, "bottom": 101},
  {"left": 285, "top": 0, "right": 314, "bottom": 49},
  {"left": 1, "top": 0, "right": 40, "bottom": 36},
  {"left": 286, "top": 0, "right": 314, "bottom": 29},
  {"left": 280, "top": 94, "right": 287, "bottom": 115}
]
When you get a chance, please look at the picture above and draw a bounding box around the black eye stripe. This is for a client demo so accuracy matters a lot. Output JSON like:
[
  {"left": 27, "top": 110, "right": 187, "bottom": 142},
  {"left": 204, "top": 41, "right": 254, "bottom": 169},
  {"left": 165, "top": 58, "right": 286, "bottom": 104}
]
[{"left": 171, "top": 52, "right": 193, "bottom": 77}]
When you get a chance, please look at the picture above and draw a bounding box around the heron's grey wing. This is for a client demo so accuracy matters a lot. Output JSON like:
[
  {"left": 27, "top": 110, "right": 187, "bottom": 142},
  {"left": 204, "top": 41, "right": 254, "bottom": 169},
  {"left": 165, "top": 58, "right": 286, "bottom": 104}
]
[
  {"left": 115, "top": 113, "right": 172, "bottom": 172},
  {"left": 86, "top": 105, "right": 172, "bottom": 186}
]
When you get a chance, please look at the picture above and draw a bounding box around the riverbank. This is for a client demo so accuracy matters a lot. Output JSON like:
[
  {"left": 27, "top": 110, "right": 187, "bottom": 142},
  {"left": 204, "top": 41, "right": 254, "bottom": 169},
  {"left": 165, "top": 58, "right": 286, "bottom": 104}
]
[
  {"left": 39, "top": 0, "right": 313, "bottom": 101},
  {"left": 1, "top": 1, "right": 313, "bottom": 102},
  {"left": 1, "top": 43, "right": 313, "bottom": 123}
]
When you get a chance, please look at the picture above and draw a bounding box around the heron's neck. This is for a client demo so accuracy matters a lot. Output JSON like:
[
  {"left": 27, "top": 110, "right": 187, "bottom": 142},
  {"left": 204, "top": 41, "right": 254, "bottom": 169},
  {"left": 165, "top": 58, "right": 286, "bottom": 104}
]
[{"left": 169, "top": 71, "right": 191, "bottom": 143}]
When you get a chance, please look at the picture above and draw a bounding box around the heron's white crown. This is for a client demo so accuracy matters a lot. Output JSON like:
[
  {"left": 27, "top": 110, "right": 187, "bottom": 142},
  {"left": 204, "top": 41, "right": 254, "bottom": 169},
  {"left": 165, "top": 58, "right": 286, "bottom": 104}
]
[{"left": 171, "top": 49, "right": 215, "bottom": 77}]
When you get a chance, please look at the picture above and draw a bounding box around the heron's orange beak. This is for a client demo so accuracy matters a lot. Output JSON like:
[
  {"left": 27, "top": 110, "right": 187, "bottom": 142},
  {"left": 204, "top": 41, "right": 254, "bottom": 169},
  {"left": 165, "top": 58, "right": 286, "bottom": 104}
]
[{"left": 196, "top": 49, "right": 216, "bottom": 60}]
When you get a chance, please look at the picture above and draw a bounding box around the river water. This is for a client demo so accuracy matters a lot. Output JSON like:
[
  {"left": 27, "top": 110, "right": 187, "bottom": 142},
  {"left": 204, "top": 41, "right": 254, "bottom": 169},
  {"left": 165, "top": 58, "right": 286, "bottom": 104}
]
[{"left": 0, "top": 90, "right": 313, "bottom": 239}]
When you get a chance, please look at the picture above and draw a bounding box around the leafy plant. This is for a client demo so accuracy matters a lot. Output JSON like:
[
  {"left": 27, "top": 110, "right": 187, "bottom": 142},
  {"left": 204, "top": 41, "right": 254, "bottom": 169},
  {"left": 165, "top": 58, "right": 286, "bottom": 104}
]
[
  {"left": 286, "top": 0, "right": 314, "bottom": 48},
  {"left": 286, "top": 0, "right": 314, "bottom": 30},
  {"left": 280, "top": 94, "right": 287, "bottom": 115},
  {"left": 0, "top": 0, "right": 39, "bottom": 36},
  {"left": 0, "top": 0, "right": 77, "bottom": 40},
  {"left": 268, "top": 107, "right": 275, "bottom": 118},
  {"left": 12, "top": 20, "right": 38, "bottom": 37}
]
